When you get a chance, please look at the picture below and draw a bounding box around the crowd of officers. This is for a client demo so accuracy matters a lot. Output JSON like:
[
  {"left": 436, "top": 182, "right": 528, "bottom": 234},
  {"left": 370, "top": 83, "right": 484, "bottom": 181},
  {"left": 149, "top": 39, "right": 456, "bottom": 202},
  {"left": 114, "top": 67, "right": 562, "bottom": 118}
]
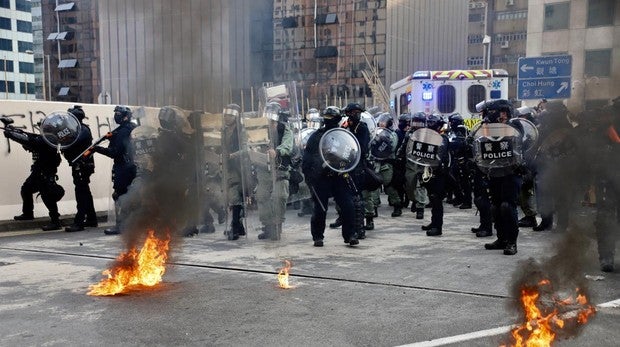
[{"left": 4, "top": 97, "right": 619, "bottom": 273}]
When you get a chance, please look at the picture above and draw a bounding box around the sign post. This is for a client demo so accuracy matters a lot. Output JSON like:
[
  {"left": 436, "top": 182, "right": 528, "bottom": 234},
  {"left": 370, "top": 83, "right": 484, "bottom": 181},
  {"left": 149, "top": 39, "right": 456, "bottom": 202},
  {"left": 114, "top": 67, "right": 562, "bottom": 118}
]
[{"left": 517, "top": 55, "right": 572, "bottom": 100}]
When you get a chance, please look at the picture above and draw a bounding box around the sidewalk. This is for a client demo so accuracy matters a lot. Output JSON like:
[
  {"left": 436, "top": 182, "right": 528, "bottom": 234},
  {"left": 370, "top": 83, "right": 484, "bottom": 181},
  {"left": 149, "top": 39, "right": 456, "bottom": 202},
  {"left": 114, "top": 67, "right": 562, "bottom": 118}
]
[{"left": 0, "top": 212, "right": 109, "bottom": 232}]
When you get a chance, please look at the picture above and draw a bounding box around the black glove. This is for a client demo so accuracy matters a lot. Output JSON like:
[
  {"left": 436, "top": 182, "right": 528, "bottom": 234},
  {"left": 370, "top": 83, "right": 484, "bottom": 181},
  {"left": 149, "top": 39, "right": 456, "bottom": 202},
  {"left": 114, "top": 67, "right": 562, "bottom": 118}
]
[{"left": 3, "top": 130, "right": 9, "bottom": 138}]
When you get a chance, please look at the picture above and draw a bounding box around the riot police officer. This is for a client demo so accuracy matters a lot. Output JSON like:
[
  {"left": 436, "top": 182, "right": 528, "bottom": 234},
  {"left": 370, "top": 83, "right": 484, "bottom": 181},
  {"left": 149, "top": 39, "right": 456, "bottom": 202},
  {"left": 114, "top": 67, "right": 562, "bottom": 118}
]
[
  {"left": 222, "top": 104, "right": 246, "bottom": 240},
  {"left": 302, "top": 106, "right": 359, "bottom": 247},
  {"left": 4, "top": 120, "right": 63, "bottom": 231},
  {"left": 368, "top": 113, "right": 401, "bottom": 220},
  {"left": 92, "top": 105, "right": 137, "bottom": 235},
  {"left": 394, "top": 113, "right": 412, "bottom": 208},
  {"left": 396, "top": 112, "right": 429, "bottom": 219},
  {"left": 447, "top": 113, "right": 472, "bottom": 209},
  {"left": 418, "top": 114, "right": 449, "bottom": 236},
  {"left": 255, "top": 108, "right": 294, "bottom": 240},
  {"left": 342, "top": 103, "right": 370, "bottom": 238},
  {"left": 474, "top": 100, "right": 523, "bottom": 255},
  {"left": 63, "top": 106, "right": 98, "bottom": 232}
]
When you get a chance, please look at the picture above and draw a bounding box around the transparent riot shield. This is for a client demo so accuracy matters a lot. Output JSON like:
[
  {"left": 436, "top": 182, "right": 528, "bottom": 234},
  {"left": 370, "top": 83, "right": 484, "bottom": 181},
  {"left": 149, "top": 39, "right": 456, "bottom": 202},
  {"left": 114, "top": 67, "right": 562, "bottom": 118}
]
[
  {"left": 193, "top": 112, "right": 226, "bottom": 236},
  {"left": 471, "top": 122, "right": 524, "bottom": 177},
  {"left": 370, "top": 128, "right": 396, "bottom": 160},
  {"left": 238, "top": 82, "right": 301, "bottom": 241},
  {"left": 319, "top": 128, "right": 361, "bottom": 173},
  {"left": 405, "top": 128, "right": 447, "bottom": 167},
  {"left": 40, "top": 111, "right": 81, "bottom": 149},
  {"left": 512, "top": 118, "right": 539, "bottom": 155}
]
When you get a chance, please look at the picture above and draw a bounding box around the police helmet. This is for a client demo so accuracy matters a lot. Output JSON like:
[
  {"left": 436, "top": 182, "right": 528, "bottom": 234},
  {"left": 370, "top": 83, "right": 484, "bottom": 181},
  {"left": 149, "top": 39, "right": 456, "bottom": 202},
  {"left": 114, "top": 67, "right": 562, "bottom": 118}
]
[
  {"left": 322, "top": 106, "right": 341, "bottom": 119},
  {"left": 410, "top": 112, "right": 427, "bottom": 130},
  {"left": 68, "top": 105, "right": 85, "bottom": 121},
  {"left": 113, "top": 105, "right": 132, "bottom": 124},
  {"left": 448, "top": 113, "right": 464, "bottom": 129},
  {"left": 479, "top": 99, "right": 513, "bottom": 123},
  {"left": 307, "top": 108, "right": 320, "bottom": 118},
  {"left": 343, "top": 103, "right": 364, "bottom": 114},
  {"left": 377, "top": 113, "right": 393, "bottom": 129},
  {"left": 426, "top": 114, "right": 445, "bottom": 132}
]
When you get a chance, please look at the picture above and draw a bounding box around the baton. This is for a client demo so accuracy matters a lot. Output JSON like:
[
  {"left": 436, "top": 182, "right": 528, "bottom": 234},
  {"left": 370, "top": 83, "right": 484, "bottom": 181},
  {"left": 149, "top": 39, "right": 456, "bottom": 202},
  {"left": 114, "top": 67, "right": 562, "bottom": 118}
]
[
  {"left": 71, "top": 131, "right": 113, "bottom": 164},
  {"left": 310, "top": 185, "right": 326, "bottom": 213}
]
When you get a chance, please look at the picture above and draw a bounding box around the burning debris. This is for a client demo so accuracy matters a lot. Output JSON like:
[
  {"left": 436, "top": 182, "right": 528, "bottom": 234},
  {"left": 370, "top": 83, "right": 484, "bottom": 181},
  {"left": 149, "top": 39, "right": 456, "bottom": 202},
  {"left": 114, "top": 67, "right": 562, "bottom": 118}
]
[
  {"left": 87, "top": 230, "right": 171, "bottom": 296},
  {"left": 502, "top": 229, "right": 598, "bottom": 347},
  {"left": 506, "top": 278, "right": 596, "bottom": 347},
  {"left": 277, "top": 260, "right": 294, "bottom": 289}
]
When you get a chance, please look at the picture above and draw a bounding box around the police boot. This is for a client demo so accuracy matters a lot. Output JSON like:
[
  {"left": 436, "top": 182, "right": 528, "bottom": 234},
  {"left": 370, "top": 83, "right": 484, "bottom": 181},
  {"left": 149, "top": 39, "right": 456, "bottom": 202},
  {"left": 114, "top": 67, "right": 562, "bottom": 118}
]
[
  {"left": 391, "top": 204, "right": 402, "bottom": 217},
  {"left": 484, "top": 239, "right": 507, "bottom": 250},
  {"left": 65, "top": 223, "right": 85, "bottom": 232},
  {"left": 229, "top": 205, "right": 245, "bottom": 240},
  {"left": 421, "top": 223, "right": 433, "bottom": 231},
  {"left": 426, "top": 227, "right": 442, "bottom": 237},
  {"left": 373, "top": 207, "right": 378, "bottom": 218},
  {"left": 199, "top": 224, "right": 215, "bottom": 234},
  {"left": 258, "top": 225, "right": 273, "bottom": 240},
  {"left": 104, "top": 226, "right": 121, "bottom": 235},
  {"left": 364, "top": 217, "right": 374, "bottom": 231},
  {"left": 416, "top": 208, "right": 424, "bottom": 220},
  {"left": 183, "top": 226, "right": 199, "bottom": 237},
  {"left": 42, "top": 219, "right": 62, "bottom": 231},
  {"left": 14, "top": 214, "right": 34, "bottom": 221},
  {"left": 600, "top": 257, "right": 614, "bottom": 273},
  {"left": 503, "top": 243, "right": 518, "bottom": 255},
  {"left": 518, "top": 216, "right": 537, "bottom": 228},
  {"left": 475, "top": 228, "right": 493, "bottom": 237},
  {"left": 533, "top": 216, "right": 553, "bottom": 232},
  {"left": 329, "top": 217, "right": 343, "bottom": 229}
]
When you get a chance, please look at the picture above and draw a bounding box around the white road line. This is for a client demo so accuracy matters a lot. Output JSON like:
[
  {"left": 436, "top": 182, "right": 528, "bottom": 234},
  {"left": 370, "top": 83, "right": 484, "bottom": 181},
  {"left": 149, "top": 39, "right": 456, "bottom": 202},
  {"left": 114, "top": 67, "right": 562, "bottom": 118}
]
[{"left": 397, "top": 297, "right": 620, "bottom": 347}]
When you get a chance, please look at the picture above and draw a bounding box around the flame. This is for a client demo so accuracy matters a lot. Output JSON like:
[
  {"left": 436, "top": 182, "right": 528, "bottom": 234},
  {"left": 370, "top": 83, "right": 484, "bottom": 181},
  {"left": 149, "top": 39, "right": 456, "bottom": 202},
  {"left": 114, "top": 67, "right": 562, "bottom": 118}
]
[
  {"left": 277, "top": 260, "right": 293, "bottom": 289},
  {"left": 506, "top": 280, "right": 596, "bottom": 347},
  {"left": 87, "top": 230, "right": 171, "bottom": 296}
]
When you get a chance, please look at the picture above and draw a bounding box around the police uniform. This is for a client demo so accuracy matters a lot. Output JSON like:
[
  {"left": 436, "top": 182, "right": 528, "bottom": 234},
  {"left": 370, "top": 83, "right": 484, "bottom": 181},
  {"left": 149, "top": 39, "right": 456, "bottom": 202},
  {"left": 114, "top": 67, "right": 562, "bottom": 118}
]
[
  {"left": 418, "top": 115, "right": 449, "bottom": 236},
  {"left": 302, "top": 106, "right": 358, "bottom": 247},
  {"left": 93, "top": 106, "right": 137, "bottom": 235},
  {"left": 475, "top": 100, "right": 523, "bottom": 255},
  {"left": 255, "top": 114, "right": 293, "bottom": 240},
  {"left": 396, "top": 112, "right": 429, "bottom": 219},
  {"left": 5, "top": 128, "right": 63, "bottom": 231},
  {"left": 63, "top": 106, "right": 98, "bottom": 232}
]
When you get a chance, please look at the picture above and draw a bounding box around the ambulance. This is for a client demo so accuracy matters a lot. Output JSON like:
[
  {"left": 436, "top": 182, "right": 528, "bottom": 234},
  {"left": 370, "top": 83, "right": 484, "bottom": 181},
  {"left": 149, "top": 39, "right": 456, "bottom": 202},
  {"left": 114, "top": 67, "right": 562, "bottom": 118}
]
[{"left": 389, "top": 69, "right": 509, "bottom": 129}]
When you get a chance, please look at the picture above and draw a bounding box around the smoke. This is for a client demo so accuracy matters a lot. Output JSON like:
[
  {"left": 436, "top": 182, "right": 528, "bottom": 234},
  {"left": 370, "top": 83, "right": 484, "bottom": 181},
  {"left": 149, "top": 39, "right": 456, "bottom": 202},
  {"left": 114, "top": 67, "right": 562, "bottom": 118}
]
[
  {"left": 504, "top": 90, "right": 620, "bottom": 342},
  {"left": 115, "top": 109, "right": 203, "bottom": 250}
]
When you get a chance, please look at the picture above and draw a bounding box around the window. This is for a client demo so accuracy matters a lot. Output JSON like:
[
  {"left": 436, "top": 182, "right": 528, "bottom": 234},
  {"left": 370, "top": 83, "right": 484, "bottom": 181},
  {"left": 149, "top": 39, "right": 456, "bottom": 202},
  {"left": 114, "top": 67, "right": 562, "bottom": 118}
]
[
  {"left": 15, "top": 0, "right": 31, "bottom": 12},
  {"left": 399, "top": 93, "right": 409, "bottom": 114},
  {"left": 588, "top": 0, "right": 615, "bottom": 27},
  {"left": 0, "top": 38, "right": 11, "bottom": 51},
  {"left": 0, "top": 81, "right": 15, "bottom": 93},
  {"left": 437, "top": 85, "right": 456, "bottom": 114},
  {"left": 468, "top": 34, "right": 483, "bottom": 44},
  {"left": 19, "top": 82, "right": 34, "bottom": 94},
  {"left": 0, "top": 0, "right": 9, "bottom": 9},
  {"left": 585, "top": 49, "right": 612, "bottom": 77},
  {"left": 0, "top": 17, "right": 10, "bottom": 30},
  {"left": 0, "top": 59, "right": 13, "bottom": 72},
  {"left": 468, "top": 85, "right": 487, "bottom": 113},
  {"left": 544, "top": 2, "right": 570, "bottom": 31},
  {"left": 16, "top": 20, "right": 31, "bottom": 33},
  {"left": 17, "top": 41, "right": 33, "bottom": 53},
  {"left": 469, "top": 13, "right": 482, "bottom": 22},
  {"left": 19, "top": 62, "right": 33, "bottom": 74}
]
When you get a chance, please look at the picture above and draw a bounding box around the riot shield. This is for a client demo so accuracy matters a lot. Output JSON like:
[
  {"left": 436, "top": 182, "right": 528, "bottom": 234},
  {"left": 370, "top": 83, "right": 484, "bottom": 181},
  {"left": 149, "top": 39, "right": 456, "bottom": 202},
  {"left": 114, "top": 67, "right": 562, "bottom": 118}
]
[
  {"left": 405, "top": 128, "right": 447, "bottom": 167},
  {"left": 319, "top": 128, "right": 361, "bottom": 173},
  {"left": 40, "top": 111, "right": 81, "bottom": 149},
  {"left": 370, "top": 128, "right": 396, "bottom": 160},
  {"left": 361, "top": 111, "right": 377, "bottom": 135},
  {"left": 512, "top": 118, "right": 539, "bottom": 154},
  {"left": 198, "top": 112, "right": 228, "bottom": 235},
  {"left": 471, "top": 123, "right": 524, "bottom": 177},
  {"left": 130, "top": 125, "right": 158, "bottom": 175},
  {"left": 236, "top": 82, "right": 301, "bottom": 241}
]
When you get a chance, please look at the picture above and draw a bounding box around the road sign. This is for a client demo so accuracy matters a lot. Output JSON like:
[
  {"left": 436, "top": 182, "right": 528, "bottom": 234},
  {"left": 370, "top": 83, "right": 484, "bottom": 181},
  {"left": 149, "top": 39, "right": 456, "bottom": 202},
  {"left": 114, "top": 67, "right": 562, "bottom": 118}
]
[{"left": 517, "top": 55, "right": 572, "bottom": 100}]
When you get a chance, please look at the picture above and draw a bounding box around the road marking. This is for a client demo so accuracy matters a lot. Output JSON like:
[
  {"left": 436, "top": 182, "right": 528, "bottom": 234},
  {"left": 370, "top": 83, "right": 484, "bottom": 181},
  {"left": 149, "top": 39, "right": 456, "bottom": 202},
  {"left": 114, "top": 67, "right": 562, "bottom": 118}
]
[{"left": 397, "top": 298, "right": 620, "bottom": 347}]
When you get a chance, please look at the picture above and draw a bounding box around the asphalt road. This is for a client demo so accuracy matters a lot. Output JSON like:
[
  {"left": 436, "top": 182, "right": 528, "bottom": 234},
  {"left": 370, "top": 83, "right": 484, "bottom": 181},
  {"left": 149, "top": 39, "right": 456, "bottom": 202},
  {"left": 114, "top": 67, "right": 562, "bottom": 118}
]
[{"left": 0, "top": 199, "right": 618, "bottom": 347}]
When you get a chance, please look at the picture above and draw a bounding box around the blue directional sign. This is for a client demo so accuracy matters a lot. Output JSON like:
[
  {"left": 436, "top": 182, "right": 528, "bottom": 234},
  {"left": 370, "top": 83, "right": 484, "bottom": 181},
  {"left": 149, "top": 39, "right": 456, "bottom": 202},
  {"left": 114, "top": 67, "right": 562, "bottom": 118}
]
[{"left": 517, "top": 55, "right": 572, "bottom": 100}]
